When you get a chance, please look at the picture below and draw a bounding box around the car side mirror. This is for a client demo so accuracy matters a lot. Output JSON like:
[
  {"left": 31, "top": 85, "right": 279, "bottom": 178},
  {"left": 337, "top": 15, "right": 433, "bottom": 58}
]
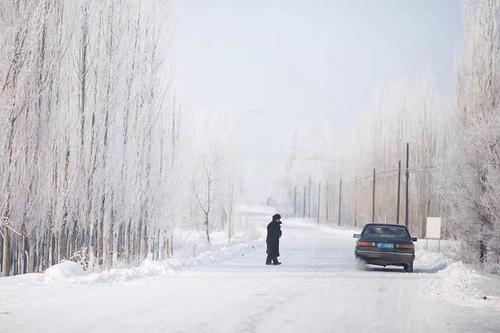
[
  {"left": 411, "top": 237, "right": 417, "bottom": 242},
  {"left": 353, "top": 233, "right": 361, "bottom": 239}
]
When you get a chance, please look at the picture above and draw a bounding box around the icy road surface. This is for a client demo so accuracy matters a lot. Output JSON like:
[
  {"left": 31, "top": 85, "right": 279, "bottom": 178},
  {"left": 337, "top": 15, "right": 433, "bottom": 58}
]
[{"left": 1, "top": 215, "right": 500, "bottom": 333}]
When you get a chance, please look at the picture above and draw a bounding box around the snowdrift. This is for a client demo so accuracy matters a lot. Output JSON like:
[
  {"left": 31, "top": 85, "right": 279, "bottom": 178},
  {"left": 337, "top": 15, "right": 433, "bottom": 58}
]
[
  {"left": 416, "top": 250, "right": 500, "bottom": 307},
  {"left": 38, "top": 238, "right": 264, "bottom": 285},
  {"left": 44, "top": 261, "right": 87, "bottom": 281}
]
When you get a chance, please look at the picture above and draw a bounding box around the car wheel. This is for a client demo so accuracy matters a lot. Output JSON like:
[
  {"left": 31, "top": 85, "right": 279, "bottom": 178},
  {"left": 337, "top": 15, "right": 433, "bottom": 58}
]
[{"left": 404, "top": 262, "right": 414, "bottom": 273}]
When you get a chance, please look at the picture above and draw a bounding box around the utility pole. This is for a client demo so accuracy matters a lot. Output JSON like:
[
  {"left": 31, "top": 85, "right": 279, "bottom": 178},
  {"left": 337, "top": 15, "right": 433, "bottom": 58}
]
[
  {"left": 325, "top": 184, "right": 329, "bottom": 222},
  {"left": 397, "top": 161, "right": 401, "bottom": 224},
  {"left": 308, "top": 177, "right": 312, "bottom": 218},
  {"left": 337, "top": 177, "right": 343, "bottom": 226},
  {"left": 317, "top": 183, "right": 321, "bottom": 224},
  {"left": 302, "top": 185, "right": 306, "bottom": 218},
  {"left": 372, "top": 168, "right": 376, "bottom": 222},
  {"left": 354, "top": 175, "right": 358, "bottom": 228},
  {"left": 293, "top": 186, "right": 297, "bottom": 217},
  {"left": 405, "top": 143, "right": 410, "bottom": 227}
]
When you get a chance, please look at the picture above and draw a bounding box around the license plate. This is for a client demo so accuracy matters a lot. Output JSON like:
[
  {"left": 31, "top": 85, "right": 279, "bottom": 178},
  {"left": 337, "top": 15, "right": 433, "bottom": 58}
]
[{"left": 377, "top": 243, "right": 394, "bottom": 249}]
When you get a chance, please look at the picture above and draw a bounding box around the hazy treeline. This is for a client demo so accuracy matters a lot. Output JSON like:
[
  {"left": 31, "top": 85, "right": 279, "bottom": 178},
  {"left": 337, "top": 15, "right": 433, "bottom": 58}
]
[
  {"left": 444, "top": 0, "right": 500, "bottom": 267},
  {"left": 0, "top": 0, "right": 237, "bottom": 276},
  {"left": 341, "top": 75, "right": 446, "bottom": 238},
  {"left": 282, "top": 0, "right": 500, "bottom": 270},
  {"left": 282, "top": 76, "right": 445, "bottom": 237}
]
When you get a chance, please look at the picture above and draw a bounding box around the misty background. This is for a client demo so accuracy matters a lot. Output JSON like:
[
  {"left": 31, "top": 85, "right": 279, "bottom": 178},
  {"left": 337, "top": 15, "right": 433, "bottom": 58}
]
[{"left": 171, "top": 0, "right": 462, "bottom": 203}]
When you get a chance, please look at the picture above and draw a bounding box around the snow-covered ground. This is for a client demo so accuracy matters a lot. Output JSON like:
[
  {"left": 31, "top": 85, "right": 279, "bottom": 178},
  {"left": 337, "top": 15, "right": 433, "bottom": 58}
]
[{"left": 1, "top": 211, "right": 500, "bottom": 333}]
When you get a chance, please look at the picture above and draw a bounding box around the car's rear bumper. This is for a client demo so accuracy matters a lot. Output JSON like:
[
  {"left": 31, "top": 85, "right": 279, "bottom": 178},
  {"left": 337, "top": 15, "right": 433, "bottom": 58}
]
[{"left": 355, "top": 249, "right": 415, "bottom": 266}]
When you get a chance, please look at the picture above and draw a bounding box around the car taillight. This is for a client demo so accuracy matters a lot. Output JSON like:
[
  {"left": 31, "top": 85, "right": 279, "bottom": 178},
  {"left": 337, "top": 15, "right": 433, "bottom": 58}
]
[
  {"left": 395, "top": 243, "right": 414, "bottom": 249},
  {"left": 356, "top": 241, "right": 376, "bottom": 247}
]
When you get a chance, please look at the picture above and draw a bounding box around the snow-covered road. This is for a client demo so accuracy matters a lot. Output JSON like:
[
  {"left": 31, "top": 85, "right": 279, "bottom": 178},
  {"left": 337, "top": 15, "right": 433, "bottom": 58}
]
[{"left": 1, "top": 214, "right": 500, "bottom": 333}]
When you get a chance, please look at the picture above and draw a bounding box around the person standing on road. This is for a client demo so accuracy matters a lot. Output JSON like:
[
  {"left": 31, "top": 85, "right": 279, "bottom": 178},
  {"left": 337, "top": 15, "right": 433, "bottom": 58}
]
[{"left": 266, "top": 214, "right": 282, "bottom": 265}]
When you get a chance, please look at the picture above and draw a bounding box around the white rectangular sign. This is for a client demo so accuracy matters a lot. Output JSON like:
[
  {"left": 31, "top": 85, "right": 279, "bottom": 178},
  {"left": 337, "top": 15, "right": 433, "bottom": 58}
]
[{"left": 426, "top": 217, "right": 442, "bottom": 239}]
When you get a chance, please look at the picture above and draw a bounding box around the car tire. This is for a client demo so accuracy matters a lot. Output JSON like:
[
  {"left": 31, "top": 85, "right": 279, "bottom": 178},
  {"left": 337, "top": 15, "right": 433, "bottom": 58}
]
[{"left": 404, "top": 262, "right": 414, "bottom": 273}]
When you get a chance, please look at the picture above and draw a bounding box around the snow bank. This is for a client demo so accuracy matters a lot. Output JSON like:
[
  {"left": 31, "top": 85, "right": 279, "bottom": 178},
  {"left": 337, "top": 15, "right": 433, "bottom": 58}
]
[
  {"left": 436, "top": 262, "right": 482, "bottom": 300},
  {"left": 414, "top": 250, "right": 451, "bottom": 273},
  {"left": 81, "top": 259, "right": 174, "bottom": 284},
  {"left": 417, "top": 250, "right": 500, "bottom": 308},
  {"left": 44, "top": 261, "right": 87, "bottom": 281},
  {"left": 38, "top": 238, "right": 264, "bottom": 285},
  {"left": 79, "top": 239, "right": 263, "bottom": 284},
  {"left": 422, "top": 260, "right": 486, "bottom": 306}
]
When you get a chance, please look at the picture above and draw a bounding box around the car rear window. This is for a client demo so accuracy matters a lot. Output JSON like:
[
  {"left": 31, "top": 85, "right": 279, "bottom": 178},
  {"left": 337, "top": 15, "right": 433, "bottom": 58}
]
[{"left": 362, "top": 225, "right": 410, "bottom": 241}]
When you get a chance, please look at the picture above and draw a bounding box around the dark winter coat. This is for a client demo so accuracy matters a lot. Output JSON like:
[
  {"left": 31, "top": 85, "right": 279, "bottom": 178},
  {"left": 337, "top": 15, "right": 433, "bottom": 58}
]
[{"left": 266, "top": 221, "right": 282, "bottom": 258}]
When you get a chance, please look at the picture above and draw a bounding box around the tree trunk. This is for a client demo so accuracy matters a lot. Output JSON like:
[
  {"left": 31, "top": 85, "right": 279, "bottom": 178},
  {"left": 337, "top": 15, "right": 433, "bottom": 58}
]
[
  {"left": 205, "top": 214, "right": 210, "bottom": 246},
  {"left": 2, "top": 228, "right": 10, "bottom": 276}
]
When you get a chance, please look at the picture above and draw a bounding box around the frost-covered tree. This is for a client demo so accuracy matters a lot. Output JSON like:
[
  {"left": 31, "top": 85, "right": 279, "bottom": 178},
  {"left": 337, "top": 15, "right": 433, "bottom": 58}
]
[
  {"left": 444, "top": 0, "right": 500, "bottom": 267},
  {"left": 0, "top": 0, "right": 240, "bottom": 276},
  {"left": 189, "top": 112, "right": 239, "bottom": 246},
  {"left": 343, "top": 74, "right": 446, "bottom": 236}
]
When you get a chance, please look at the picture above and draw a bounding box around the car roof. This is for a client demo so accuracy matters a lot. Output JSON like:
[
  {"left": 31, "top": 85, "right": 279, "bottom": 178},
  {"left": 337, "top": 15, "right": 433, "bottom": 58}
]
[{"left": 363, "top": 223, "right": 408, "bottom": 229}]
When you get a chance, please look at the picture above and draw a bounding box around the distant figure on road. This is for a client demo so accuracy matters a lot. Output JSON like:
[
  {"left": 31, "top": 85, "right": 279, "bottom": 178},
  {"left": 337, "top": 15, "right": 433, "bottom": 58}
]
[{"left": 266, "top": 214, "right": 282, "bottom": 265}]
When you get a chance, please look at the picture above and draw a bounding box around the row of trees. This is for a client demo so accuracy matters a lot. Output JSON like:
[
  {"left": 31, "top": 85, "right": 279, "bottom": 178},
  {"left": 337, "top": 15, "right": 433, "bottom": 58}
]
[
  {"left": 342, "top": 75, "right": 446, "bottom": 237},
  {"left": 281, "top": 75, "right": 445, "bottom": 236},
  {"left": 279, "top": 0, "right": 500, "bottom": 269},
  {"left": 444, "top": 0, "right": 500, "bottom": 266},
  {"left": 0, "top": 1, "right": 238, "bottom": 276}
]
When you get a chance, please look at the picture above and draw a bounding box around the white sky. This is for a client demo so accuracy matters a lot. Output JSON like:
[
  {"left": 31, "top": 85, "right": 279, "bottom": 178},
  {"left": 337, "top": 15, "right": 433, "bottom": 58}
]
[{"left": 170, "top": 0, "right": 462, "bottom": 203}]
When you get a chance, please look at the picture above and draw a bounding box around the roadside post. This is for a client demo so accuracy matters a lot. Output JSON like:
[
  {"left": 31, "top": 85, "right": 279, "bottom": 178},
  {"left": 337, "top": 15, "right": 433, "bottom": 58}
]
[{"left": 425, "top": 217, "right": 442, "bottom": 251}]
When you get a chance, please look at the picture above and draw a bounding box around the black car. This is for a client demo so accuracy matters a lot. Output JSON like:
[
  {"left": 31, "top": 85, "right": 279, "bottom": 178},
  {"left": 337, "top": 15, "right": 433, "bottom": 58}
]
[{"left": 353, "top": 223, "right": 417, "bottom": 272}]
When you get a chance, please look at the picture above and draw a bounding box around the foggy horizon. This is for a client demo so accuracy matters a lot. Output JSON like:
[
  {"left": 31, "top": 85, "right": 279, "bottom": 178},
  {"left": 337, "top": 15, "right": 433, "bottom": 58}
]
[{"left": 171, "top": 0, "right": 462, "bottom": 204}]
